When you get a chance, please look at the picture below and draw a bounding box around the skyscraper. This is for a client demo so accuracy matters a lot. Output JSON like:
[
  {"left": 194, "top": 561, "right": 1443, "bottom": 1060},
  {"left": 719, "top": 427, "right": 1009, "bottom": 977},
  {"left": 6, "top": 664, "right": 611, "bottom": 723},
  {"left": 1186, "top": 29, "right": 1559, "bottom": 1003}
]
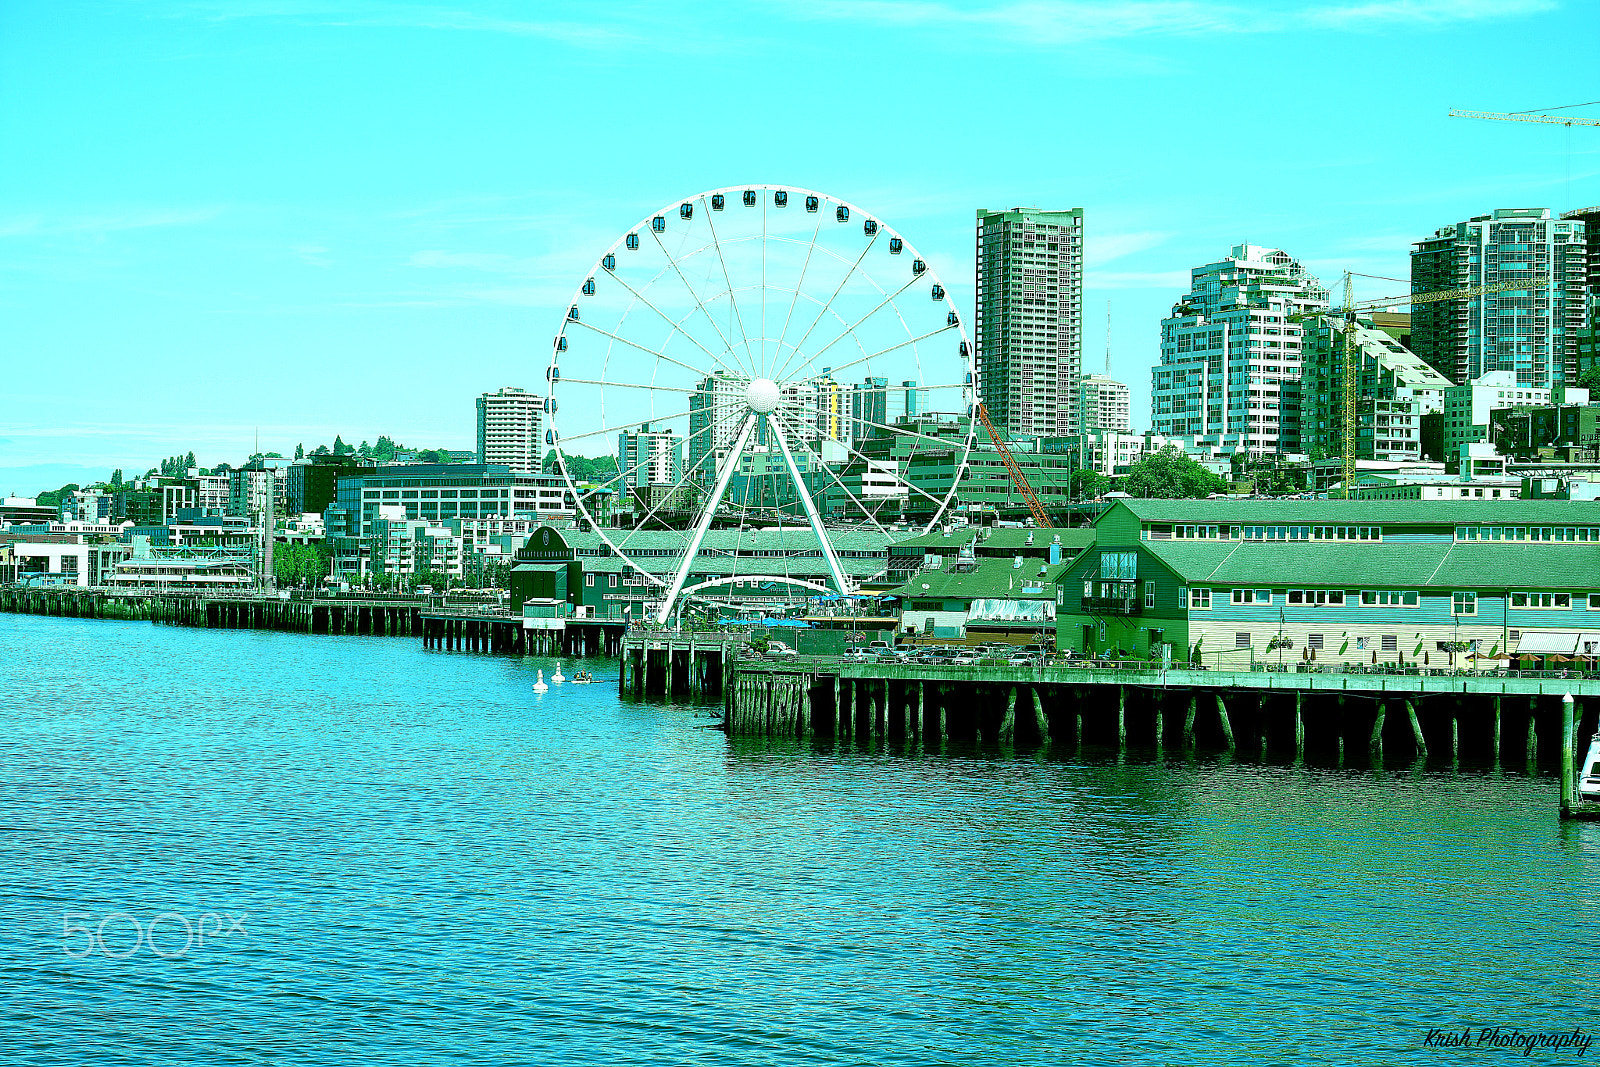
[
  {"left": 687, "top": 371, "right": 745, "bottom": 478},
  {"left": 974, "top": 207, "right": 1084, "bottom": 437},
  {"left": 1410, "top": 208, "right": 1589, "bottom": 388},
  {"left": 1079, "top": 374, "right": 1131, "bottom": 433},
  {"left": 475, "top": 387, "right": 543, "bottom": 474},
  {"left": 1149, "top": 245, "right": 1328, "bottom": 456},
  {"left": 617, "top": 424, "right": 681, "bottom": 488}
]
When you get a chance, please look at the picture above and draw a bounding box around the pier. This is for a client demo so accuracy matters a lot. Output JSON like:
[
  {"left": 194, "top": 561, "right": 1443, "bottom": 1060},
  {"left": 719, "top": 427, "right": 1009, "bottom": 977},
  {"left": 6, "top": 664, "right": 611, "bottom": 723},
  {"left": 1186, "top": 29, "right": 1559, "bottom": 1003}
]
[
  {"left": 721, "top": 660, "right": 1600, "bottom": 765},
  {"left": 617, "top": 631, "right": 742, "bottom": 700}
]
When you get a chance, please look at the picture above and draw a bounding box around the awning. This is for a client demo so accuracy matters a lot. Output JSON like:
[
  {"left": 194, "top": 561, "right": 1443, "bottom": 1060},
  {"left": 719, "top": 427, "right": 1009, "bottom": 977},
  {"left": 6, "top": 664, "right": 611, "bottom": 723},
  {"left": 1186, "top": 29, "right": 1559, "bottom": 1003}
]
[{"left": 1514, "top": 631, "right": 1581, "bottom": 655}]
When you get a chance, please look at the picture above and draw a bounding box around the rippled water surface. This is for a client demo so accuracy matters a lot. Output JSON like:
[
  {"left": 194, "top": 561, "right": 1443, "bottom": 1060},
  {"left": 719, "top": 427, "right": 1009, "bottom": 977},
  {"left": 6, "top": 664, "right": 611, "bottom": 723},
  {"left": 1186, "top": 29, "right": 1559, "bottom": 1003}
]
[{"left": 5, "top": 614, "right": 1599, "bottom": 1064}]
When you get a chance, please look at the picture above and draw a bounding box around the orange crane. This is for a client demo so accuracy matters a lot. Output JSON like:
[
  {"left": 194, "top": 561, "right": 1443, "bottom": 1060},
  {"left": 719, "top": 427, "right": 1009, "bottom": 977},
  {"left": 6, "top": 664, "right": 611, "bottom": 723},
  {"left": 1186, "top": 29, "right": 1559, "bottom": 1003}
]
[{"left": 974, "top": 401, "right": 1052, "bottom": 528}]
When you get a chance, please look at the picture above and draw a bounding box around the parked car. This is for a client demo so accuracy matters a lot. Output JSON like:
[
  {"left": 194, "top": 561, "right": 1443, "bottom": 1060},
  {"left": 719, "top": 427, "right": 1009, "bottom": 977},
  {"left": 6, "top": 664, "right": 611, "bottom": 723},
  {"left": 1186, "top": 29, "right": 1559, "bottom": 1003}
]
[
  {"left": 767, "top": 641, "right": 798, "bottom": 656},
  {"left": 867, "top": 640, "right": 893, "bottom": 654},
  {"left": 841, "top": 648, "right": 872, "bottom": 663},
  {"left": 948, "top": 652, "right": 979, "bottom": 666}
]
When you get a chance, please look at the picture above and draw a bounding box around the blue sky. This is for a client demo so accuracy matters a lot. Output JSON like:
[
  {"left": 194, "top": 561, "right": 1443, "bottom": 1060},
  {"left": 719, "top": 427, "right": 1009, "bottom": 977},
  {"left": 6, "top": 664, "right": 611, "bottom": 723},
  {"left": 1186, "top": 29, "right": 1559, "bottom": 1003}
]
[{"left": 3, "top": 0, "right": 1597, "bottom": 495}]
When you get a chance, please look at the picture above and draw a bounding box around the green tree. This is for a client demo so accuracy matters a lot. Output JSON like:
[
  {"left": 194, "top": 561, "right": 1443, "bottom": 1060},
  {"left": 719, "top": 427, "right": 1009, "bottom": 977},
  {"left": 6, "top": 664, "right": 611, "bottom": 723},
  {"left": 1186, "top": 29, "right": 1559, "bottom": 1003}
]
[
  {"left": 1069, "top": 468, "right": 1110, "bottom": 500},
  {"left": 333, "top": 435, "right": 350, "bottom": 455},
  {"left": 294, "top": 443, "right": 305, "bottom": 460},
  {"left": 1122, "top": 446, "right": 1227, "bottom": 499},
  {"left": 185, "top": 451, "right": 196, "bottom": 469},
  {"left": 110, "top": 469, "right": 123, "bottom": 488},
  {"left": 357, "top": 440, "right": 372, "bottom": 458},
  {"left": 1579, "top": 365, "right": 1600, "bottom": 393}
]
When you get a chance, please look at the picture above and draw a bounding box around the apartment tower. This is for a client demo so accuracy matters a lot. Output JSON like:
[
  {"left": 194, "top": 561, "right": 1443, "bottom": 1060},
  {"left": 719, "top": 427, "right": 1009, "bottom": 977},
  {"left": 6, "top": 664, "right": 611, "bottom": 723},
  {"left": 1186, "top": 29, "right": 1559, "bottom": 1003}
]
[
  {"left": 974, "top": 207, "right": 1084, "bottom": 438},
  {"left": 475, "top": 387, "right": 543, "bottom": 474}
]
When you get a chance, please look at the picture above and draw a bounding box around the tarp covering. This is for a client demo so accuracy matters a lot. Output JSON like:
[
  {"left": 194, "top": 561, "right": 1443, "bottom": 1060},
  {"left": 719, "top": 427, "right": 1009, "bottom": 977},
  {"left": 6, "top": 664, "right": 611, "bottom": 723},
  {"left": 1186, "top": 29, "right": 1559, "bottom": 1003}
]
[{"left": 967, "top": 599, "right": 1055, "bottom": 624}]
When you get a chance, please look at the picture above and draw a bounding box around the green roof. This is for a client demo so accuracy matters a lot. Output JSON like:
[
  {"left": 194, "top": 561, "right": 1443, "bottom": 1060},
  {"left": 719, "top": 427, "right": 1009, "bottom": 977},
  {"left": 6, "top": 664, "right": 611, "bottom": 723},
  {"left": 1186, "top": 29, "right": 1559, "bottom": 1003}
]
[
  {"left": 889, "top": 526, "right": 1094, "bottom": 552},
  {"left": 1108, "top": 499, "right": 1600, "bottom": 525},
  {"left": 886, "top": 557, "right": 1071, "bottom": 600},
  {"left": 1142, "top": 540, "right": 1600, "bottom": 590}
]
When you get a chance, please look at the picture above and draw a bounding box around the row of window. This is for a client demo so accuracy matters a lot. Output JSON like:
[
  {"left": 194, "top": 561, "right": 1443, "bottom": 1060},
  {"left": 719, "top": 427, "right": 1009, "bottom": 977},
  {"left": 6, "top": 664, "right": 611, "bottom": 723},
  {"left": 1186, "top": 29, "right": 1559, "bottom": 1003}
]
[
  {"left": 1455, "top": 526, "right": 1600, "bottom": 542},
  {"left": 1180, "top": 588, "right": 1599, "bottom": 613},
  {"left": 1149, "top": 524, "right": 1382, "bottom": 542}
]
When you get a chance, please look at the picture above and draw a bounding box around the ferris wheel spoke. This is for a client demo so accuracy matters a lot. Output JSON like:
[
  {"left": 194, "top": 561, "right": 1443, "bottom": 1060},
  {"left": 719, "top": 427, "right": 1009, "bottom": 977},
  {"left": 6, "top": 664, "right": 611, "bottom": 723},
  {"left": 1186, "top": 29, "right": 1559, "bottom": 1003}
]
[
  {"left": 654, "top": 413, "right": 758, "bottom": 624},
  {"left": 558, "top": 377, "right": 698, "bottom": 394},
  {"left": 778, "top": 272, "right": 925, "bottom": 382},
  {"left": 649, "top": 226, "right": 743, "bottom": 373},
  {"left": 574, "top": 413, "right": 730, "bottom": 505},
  {"left": 770, "top": 409, "right": 892, "bottom": 538},
  {"left": 768, "top": 414, "right": 852, "bottom": 595},
  {"left": 775, "top": 229, "right": 881, "bottom": 381},
  {"left": 569, "top": 319, "right": 728, "bottom": 385},
  {"left": 820, "top": 427, "right": 952, "bottom": 511},
  {"left": 700, "top": 199, "right": 757, "bottom": 377},
  {"left": 547, "top": 403, "right": 702, "bottom": 449},
  {"left": 801, "top": 322, "right": 959, "bottom": 383},
  {"left": 598, "top": 266, "right": 742, "bottom": 378},
  {"left": 773, "top": 210, "right": 825, "bottom": 376},
  {"left": 838, "top": 412, "right": 966, "bottom": 452}
]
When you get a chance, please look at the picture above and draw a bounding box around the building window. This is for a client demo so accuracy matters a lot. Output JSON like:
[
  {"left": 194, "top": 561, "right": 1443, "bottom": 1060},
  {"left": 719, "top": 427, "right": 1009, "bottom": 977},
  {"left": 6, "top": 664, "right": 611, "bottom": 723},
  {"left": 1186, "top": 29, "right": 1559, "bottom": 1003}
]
[
  {"left": 1361, "top": 590, "right": 1418, "bottom": 606},
  {"left": 1589, "top": 594, "right": 1600, "bottom": 610},
  {"left": 1452, "top": 591, "right": 1477, "bottom": 616},
  {"left": 1189, "top": 588, "right": 1211, "bottom": 609},
  {"left": 1235, "top": 632, "right": 1251, "bottom": 648},
  {"left": 609, "top": 575, "right": 618, "bottom": 588},
  {"left": 1231, "top": 588, "right": 1271, "bottom": 605},
  {"left": 1143, "top": 581, "right": 1155, "bottom": 608},
  {"left": 1288, "top": 590, "right": 1344, "bottom": 606},
  {"left": 585, "top": 574, "right": 594, "bottom": 587},
  {"left": 1381, "top": 635, "right": 1398, "bottom": 652},
  {"left": 1510, "top": 592, "right": 1570, "bottom": 608}
]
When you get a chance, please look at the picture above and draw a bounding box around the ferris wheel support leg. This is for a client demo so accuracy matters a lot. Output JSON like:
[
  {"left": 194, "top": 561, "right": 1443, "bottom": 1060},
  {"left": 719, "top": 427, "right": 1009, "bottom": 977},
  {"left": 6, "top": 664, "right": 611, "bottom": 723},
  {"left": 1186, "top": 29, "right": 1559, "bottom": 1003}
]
[
  {"left": 769, "top": 416, "right": 853, "bottom": 599},
  {"left": 655, "top": 413, "right": 758, "bottom": 626}
]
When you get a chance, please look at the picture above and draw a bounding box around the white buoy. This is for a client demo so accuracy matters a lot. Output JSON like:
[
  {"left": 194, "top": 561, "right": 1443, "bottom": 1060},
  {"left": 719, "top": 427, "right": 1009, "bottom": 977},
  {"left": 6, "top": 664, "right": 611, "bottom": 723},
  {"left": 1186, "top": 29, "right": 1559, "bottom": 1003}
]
[
  {"left": 551, "top": 662, "right": 566, "bottom": 684},
  {"left": 532, "top": 669, "right": 548, "bottom": 693}
]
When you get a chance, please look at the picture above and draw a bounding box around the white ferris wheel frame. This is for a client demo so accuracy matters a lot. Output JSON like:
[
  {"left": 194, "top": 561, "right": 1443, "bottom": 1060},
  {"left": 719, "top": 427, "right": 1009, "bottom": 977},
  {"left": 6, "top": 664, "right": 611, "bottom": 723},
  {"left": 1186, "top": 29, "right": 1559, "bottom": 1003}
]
[{"left": 545, "top": 184, "right": 976, "bottom": 625}]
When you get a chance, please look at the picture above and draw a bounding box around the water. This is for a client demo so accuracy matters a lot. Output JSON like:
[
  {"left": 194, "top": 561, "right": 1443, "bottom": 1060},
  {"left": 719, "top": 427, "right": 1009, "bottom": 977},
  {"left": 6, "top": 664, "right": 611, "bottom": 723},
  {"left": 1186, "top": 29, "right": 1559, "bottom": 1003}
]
[{"left": 4, "top": 613, "right": 1598, "bottom": 1065}]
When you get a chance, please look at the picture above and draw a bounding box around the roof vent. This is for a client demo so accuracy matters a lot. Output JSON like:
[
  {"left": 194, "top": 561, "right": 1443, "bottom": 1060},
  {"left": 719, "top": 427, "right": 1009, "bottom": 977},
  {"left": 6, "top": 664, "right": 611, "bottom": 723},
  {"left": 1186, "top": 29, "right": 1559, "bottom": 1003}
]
[
  {"left": 1026, "top": 532, "right": 1034, "bottom": 545},
  {"left": 1013, "top": 555, "right": 1023, "bottom": 569}
]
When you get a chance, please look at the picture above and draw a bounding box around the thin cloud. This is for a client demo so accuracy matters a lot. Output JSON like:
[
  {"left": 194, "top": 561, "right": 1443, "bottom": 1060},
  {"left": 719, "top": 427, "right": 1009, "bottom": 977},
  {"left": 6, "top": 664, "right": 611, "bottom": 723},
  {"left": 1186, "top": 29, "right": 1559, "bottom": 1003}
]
[
  {"left": 0, "top": 207, "right": 224, "bottom": 237},
  {"left": 796, "top": 0, "right": 1557, "bottom": 43}
]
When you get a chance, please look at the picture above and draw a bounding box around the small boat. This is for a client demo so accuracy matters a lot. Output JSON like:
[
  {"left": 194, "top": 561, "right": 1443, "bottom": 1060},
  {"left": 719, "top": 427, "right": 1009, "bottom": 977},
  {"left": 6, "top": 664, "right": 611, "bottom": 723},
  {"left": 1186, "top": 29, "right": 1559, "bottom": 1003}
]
[
  {"left": 532, "top": 670, "right": 548, "bottom": 693},
  {"left": 551, "top": 662, "right": 566, "bottom": 684},
  {"left": 1579, "top": 734, "right": 1600, "bottom": 802}
]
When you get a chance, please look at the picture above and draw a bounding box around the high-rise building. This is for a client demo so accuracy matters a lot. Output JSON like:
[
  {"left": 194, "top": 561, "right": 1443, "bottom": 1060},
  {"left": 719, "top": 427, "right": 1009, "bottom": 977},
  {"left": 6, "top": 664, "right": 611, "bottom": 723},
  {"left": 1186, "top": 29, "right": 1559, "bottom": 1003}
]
[
  {"left": 1079, "top": 374, "right": 1131, "bottom": 433},
  {"left": 1410, "top": 208, "right": 1589, "bottom": 388},
  {"left": 475, "top": 387, "right": 543, "bottom": 474},
  {"left": 974, "top": 207, "right": 1084, "bottom": 438},
  {"left": 617, "top": 424, "right": 681, "bottom": 488},
  {"left": 688, "top": 371, "right": 746, "bottom": 478},
  {"left": 1150, "top": 245, "right": 1328, "bottom": 456},
  {"left": 1301, "top": 317, "right": 1450, "bottom": 462}
]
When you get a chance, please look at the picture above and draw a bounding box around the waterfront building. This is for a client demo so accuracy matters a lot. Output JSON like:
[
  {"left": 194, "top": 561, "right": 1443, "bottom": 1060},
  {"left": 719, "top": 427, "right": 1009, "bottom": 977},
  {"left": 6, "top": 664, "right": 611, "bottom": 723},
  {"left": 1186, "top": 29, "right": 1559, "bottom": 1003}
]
[
  {"left": 1301, "top": 315, "right": 1450, "bottom": 462},
  {"left": 1055, "top": 498, "right": 1600, "bottom": 666},
  {"left": 1150, "top": 245, "right": 1329, "bottom": 456},
  {"left": 617, "top": 424, "right": 681, "bottom": 488},
  {"left": 1079, "top": 375, "right": 1131, "bottom": 433},
  {"left": 106, "top": 553, "right": 254, "bottom": 590},
  {"left": 370, "top": 511, "right": 463, "bottom": 583},
  {"left": 885, "top": 525, "right": 1097, "bottom": 584},
  {"left": 1442, "top": 371, "right": 1553, "bottom": 466},
  {"left": 974, "top": 207, "right": 1085, "bottom": 438},
  {"left": 1410, "top": 208, "right": 1589, "bottom": 388},
  {"left": 888, "top": 555, "right": 1073, "bottom": 642},
  {"left": 476, "top": 386, "right": 543, "bottom": 474},
  {"left": 341, "top": 463, "right": 574, "bottom": 536},
  {"left": 0, "top": 531, "right": 130, "bottom": 587}
]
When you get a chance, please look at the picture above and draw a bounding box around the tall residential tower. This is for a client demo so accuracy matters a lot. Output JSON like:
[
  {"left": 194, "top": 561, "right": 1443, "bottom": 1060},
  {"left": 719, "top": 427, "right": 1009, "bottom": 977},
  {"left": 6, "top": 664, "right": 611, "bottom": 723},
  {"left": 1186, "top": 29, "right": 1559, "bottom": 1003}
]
[
  {"left": 1150, "top": 245, "right": 1329, "bottom": 456},
  {"left": 475, "top": 387, "right": 543, "bottom": 474},
  {"left": 1410, "top": 208, "right": 1588, "bottom": 389},
  {"left": 974, "top": 207, "right": 1083, "bottom": 438}
]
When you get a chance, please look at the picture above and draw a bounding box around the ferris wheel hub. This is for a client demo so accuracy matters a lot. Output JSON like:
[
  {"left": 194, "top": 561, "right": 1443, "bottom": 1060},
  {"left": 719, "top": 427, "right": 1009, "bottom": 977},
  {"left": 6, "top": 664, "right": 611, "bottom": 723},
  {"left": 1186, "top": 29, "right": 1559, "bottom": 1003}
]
[{"left": 745, "top": 377, "right": 781, "bottom": 413}]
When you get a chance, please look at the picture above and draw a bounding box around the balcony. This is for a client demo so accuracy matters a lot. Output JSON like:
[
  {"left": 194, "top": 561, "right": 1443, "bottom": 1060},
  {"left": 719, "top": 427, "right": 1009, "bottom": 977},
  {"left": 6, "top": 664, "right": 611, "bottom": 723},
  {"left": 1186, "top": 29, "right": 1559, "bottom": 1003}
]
[{"left": 1082, "top": 596, "right": 1142, "bottom": 616}]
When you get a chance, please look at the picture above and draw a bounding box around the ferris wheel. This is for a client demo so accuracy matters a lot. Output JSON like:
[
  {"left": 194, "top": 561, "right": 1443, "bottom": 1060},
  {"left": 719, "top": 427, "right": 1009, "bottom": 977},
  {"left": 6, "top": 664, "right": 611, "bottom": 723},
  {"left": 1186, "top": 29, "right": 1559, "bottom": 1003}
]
[{"left": 546, "top": 185, "right": 975, "bottom": 624}]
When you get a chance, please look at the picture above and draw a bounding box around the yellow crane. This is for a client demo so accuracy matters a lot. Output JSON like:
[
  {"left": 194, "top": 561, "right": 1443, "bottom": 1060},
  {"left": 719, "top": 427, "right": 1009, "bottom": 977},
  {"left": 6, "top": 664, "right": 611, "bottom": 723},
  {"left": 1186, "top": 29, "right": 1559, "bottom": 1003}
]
[
  {"left": 1449, "top": 109, "right": 1600, "bottom": 128},
  {"left": 1319, "top": 275, "right": 1544, "bottom": 497}
]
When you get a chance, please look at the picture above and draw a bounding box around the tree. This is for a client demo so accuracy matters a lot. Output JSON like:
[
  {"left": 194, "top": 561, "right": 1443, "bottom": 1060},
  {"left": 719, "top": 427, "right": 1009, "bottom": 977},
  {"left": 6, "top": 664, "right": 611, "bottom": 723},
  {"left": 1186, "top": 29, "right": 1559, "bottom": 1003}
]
[
  {"left": 185, "top": 451, "right": 196, "bottom": 470},
  {"left": 1069, "top": 468, "right": 1110, "bottom": 500},
  {"left": 1579, "top": 366, "right": 1600, "bottom": 393},
  {"left": 294, "top": 443, "right": 305, "bottom": 460},
  {"left": 333, "top": 435, "right": 350, "bottom": 455},
  {"left": 1122, "top": 446, "right": 1227, "bottom": 499},
  {"left": 110, "top": 469, "right": 123, "bottom": 488}
]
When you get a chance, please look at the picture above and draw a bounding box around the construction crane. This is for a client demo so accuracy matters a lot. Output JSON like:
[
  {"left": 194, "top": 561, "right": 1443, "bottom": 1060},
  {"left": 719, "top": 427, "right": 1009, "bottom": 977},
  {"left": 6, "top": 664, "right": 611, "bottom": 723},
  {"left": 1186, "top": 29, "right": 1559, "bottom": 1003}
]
[
  {"left": 1317, "top": 275, "right": 1545, "bottom": 497},
  {"left": 1449, "top": 109, "right": 1600, "bottom": 128},
  {"left": 974, "top": 401, "right": 1052, "bottom": 528}
]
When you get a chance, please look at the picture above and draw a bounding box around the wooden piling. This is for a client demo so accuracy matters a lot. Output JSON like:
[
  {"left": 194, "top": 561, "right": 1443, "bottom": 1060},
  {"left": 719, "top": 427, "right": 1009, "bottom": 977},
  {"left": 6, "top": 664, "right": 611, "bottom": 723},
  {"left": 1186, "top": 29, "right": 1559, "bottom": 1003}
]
[
  {"left": 1370, "top": 700, "right": 1386, "bottom": 755},
  {"left": 1000, "top": 687, "right": 1017, "bottom": 744},
  {"left": 1294, "top": 691, "right": 1304, "bottom": 756},
  {"left": 1117, "top": 686, "right": 1127, "bottom": 750},
  {"left": 1031, "top": 686, "right": 1050, "bottom": 745},
  {"left": 1562, "top": 694, "right": 1576, "bottom": 818},
  {"left": 1493, "top": 696, "right": 1502, "bottom": 763},
  {"left": 1215, "top": 694, "right": 1234, "bottom": 749},
  {"left": 1405, "top": 699, "right": 1427, "bottom": 758},
  {"left": 1184, "top": 695, "right": 1197, "bottom": 748}
]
